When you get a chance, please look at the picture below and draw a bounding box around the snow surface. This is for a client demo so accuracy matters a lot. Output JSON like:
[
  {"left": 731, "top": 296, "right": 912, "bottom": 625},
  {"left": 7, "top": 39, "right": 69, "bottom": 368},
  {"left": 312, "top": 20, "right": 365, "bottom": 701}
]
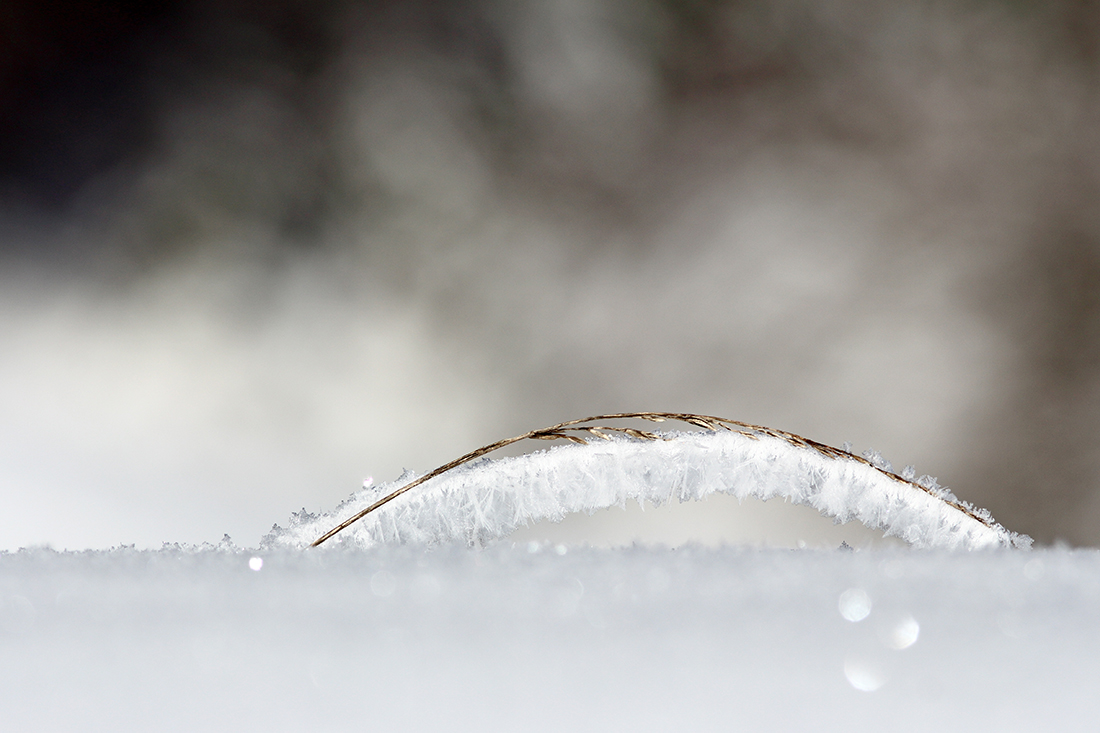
[
  {"left": 3, "top": 427, "right": 1064, "bottom": 731},
  {"left": 265, "top": 430, "right": 1028, "bottom": 551},
  {"left": 1, "top": 544, "right": 1096, "bottom": 732}
]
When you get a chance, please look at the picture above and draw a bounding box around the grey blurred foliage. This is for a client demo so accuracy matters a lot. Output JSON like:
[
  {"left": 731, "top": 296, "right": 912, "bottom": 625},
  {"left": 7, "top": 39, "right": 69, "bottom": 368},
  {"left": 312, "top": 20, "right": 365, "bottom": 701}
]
[{"left": 2, "top": 0, "right": 1100, "bottom": 547}]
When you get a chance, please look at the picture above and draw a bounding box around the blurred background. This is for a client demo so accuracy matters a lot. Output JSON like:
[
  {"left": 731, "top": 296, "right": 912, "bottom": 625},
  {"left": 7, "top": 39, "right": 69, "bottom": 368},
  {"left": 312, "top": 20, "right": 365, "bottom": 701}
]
[{"left": 2, "top": 0, "right": 1099, "bottom": 550}]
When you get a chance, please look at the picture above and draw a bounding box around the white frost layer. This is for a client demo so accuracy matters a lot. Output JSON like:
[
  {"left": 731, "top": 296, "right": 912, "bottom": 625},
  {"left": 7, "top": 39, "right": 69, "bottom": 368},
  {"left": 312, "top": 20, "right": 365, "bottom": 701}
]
[
  {"left": 266, "top": 430, "right": 1029, "bottom": 551},
  {"left": 2, "top": 546, "right": 1096, "bottom": 732}
]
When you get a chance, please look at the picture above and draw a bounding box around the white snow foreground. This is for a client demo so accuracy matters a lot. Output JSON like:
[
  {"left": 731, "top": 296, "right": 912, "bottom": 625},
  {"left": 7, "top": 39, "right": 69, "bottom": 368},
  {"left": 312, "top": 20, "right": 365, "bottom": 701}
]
[
  {"left": 265, "top": 430, "right": 1029, "bottom": 551},
  {"left": 2, "top": 545, "right": 1097, "bottom": 732}
]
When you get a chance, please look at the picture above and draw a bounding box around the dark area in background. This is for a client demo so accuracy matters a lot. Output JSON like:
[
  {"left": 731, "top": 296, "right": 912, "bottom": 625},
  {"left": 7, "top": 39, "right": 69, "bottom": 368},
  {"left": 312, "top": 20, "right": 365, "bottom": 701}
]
[
  {"left": 0, "top": 1, "right": 174, "bottom": 209},
  {"left": 0, "top": 0, "right": 343, "bottom": 263},
  {"left": 3, "top": 0, "right": 1100, "bottom": 546}
]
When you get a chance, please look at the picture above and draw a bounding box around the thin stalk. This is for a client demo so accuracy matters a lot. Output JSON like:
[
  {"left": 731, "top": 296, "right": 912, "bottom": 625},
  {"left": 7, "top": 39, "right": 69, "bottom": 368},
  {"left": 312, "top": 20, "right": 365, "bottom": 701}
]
[{"left": 312, "top": 412, "right": 990, "bottom": 546}]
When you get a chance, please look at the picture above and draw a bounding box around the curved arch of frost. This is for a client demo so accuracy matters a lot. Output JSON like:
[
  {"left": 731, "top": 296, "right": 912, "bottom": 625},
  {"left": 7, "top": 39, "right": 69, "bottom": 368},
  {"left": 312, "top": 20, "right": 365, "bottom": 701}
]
[{"left": 265, "top": 430, "right": 1030, "bottom": 551}]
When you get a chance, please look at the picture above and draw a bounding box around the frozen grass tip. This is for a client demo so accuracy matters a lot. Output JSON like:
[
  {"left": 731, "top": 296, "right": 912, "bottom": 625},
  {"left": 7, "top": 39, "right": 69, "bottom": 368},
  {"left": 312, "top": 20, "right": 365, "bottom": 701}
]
[{"left": 301, "top": 412, "right": 1030, "bottom": 551}]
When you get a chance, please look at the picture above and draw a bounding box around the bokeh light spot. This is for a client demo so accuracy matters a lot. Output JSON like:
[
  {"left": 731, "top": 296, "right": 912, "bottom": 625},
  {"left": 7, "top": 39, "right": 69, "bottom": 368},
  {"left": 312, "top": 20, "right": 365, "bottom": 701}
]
[
  {"left": 883, "top": 615, "right": 920, "bottom": 650},
  {"left": 839, "top": 588, "right": 872, "bottom": 622},
  {"left": 844, "top": 656, "right": 886, "bottom": 692}
]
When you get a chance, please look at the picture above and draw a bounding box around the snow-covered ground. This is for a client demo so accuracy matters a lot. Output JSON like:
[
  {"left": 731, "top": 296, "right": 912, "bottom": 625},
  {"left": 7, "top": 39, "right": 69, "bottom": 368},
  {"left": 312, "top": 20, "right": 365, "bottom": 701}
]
[
  {"left": 3, "top": 430, "right": 1086, "bottom": 731},
  {"left": 2, "top": 544, "right": 1096, "bottom": 732}
]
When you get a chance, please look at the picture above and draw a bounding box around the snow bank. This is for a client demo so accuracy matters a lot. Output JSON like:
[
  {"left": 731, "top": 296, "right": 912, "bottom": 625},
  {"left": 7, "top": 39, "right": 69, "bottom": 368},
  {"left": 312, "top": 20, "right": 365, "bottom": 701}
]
[
  {"left": 0, "top": 545, "right": 1094, "bottom": 732},
  {"left": 265, "top": 429, "right": 1029, "bottom": 551}
]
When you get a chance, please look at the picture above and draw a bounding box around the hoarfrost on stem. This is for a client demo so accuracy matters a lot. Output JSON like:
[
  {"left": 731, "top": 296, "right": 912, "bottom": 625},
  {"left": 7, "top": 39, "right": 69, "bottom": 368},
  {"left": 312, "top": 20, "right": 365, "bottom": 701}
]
[{"left": 264, "top": 429, "right": 1029, "bottom": 551}]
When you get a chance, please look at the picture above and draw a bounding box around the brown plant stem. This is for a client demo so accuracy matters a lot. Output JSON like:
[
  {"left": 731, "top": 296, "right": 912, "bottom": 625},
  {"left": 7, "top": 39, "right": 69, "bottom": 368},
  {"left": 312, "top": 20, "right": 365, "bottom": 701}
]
[{"left": 312, "top": 412, "right": 990, "bottom": 547}]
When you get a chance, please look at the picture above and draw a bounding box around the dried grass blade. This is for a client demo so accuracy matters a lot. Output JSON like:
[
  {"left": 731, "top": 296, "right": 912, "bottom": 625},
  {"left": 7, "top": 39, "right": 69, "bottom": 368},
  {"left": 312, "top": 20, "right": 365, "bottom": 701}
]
[{"left": 310, "top": 410, "right": 1013, "bottom": 546}]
